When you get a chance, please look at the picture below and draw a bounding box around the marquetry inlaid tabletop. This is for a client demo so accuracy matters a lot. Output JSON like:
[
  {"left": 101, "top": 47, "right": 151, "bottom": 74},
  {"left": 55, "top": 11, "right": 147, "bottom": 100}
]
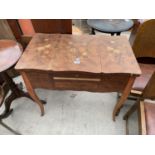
[{"left": 15, "top": 33, "right": 141, "bottom": 75}]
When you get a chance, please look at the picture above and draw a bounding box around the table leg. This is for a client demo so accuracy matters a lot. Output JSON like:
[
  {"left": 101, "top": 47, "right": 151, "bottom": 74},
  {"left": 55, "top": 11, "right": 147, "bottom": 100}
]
[
  {"left": 0, "top": 74, "right": 4, "bottom": 85},
  {"left": 21, "top": 72, "right": 45, "bottom": 116},
  {"left": 116, "top": 32, "right": 121, "bottom": 36},
  {"left": 91, "top": 28, "right": 95, "bottom": 35},
  {"left": 0, "top": 72, "right": 35, "bottom": 119},
  {"left": 112, "top": 76, "right": 136, "bottom": 121}
]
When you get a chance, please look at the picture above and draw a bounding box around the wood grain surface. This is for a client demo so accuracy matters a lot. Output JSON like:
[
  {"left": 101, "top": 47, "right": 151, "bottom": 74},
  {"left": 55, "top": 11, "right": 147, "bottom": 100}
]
[
  {"left": 0, "top": 40, "right": 22, "bottom": 72},
  {"left": 15, "top": 33, "right": 141, "bottom": 75}
]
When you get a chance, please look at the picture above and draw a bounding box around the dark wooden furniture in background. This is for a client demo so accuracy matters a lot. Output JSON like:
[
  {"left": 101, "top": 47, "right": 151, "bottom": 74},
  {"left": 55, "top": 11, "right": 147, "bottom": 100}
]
[
  {"left": 0, "top": 40, "right": 35, "bottom": 119},
  {"left": 0, "top": 20, "right": 15, "bottom": 40},
  {"left": 130, "top": 19, "right": 155, "bottom": 59},
  {"left": 7, "top": 19, "right": 72, "bottom": 47},
  {"left": 31, "top": 19, "right": 72, "bottom": 34},
  {"left": 124, "top": 72, "right": 155, "bottom": 135},
  {"left": 123, "top": 19, "right": 155, "bottom": 135},
  {"left": 129, "top": 19, "right": 148, "bottom": 48},
  {"left": 87, "top": 19, "right": 134, "bottom": 35},
  {"left": 139, "top": 100, "right": 155, "bottom": 135},
  {"left": 0, "top": 20, "right": 21, "bottom": 79},
  {"left": 118, "top": 20, "right": 155, "bottom": 104},
  {"left": 15, "top": 33, "right": 141, "bottom": 120},
  {"left": 128, "top": 20, "right": 155, "bottom": 98}
]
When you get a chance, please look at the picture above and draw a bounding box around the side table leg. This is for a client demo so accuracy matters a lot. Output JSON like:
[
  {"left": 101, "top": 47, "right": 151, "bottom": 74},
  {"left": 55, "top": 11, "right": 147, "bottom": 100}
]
[
  {"left": 0, "top": 71, "right": 46, "bottom": 119},
  {"left": 0, "top": 93, "right": 16, "bottom": 119},
  {"left": 21, "top": 72, "right": 45, "bottom": 116},
  {"left": 91, "top": 28, "right": 95, "bottom": 35},
  {"left": 116, "top": 32, "right": 121, "bottom": 36},
  {"left": 112, "top": 76, "right": 136, "bottom": 121}
]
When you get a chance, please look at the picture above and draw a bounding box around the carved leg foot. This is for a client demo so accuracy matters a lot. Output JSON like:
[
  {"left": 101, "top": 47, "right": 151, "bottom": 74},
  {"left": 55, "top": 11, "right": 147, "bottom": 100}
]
[
  {"left": 0, "top": 82, "right": 9, "bottom": 107},
  {"left": 19, "top": 90, "right": 46, "bottom": 104},
  {"left": 0, "top": 109, "right": 13, "bottom": 119},
  {"left": 0, "top": 90, "right": 46, "bottom": 119},
  {"left": 91, "top": 28, "right": 95, "bottom": 35},
  {"left": 116, "top": 32, "right": 121, "bottom": 36},
  {"left": 41, "top": 100, "right": 46, "bottom": 104},
  {"left": 0, "top": 92, "right": 16, "bottom": 119},
  {"left": 0, "top": 72, "right": 45, "bottom": 119},
  {"left": 113, "top": 76, "right": 135, "bottom": 121}
]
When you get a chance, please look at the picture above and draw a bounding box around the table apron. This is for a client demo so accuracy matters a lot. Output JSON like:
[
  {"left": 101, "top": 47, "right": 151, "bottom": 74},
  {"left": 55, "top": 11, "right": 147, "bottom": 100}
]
[{"left": 21, "top": 71, "right": 134, "bottom": 93}]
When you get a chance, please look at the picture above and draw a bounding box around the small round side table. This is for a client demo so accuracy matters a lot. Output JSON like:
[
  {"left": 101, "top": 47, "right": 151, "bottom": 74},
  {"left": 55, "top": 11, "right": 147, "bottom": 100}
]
[
  {"left": 87, "top": 19, "right": 134, "bottom": 35},
  {"left": 0, "top": 40, "right": 34, "bottom": 119}
]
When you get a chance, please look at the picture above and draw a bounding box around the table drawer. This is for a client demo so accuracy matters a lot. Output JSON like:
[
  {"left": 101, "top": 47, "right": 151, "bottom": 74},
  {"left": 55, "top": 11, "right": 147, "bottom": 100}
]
[
  {"left": 24, "top": 71, "right": 131, "bottom": 92},
  {"left": 53, "top": 77, "right": 101, "bottom": 92}
]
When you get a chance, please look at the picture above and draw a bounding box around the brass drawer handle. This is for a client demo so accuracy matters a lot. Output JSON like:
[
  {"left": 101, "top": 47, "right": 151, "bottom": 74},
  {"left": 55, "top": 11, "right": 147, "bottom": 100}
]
[{"left": 53, "top": 77, "right": 101, "bottom": 82}]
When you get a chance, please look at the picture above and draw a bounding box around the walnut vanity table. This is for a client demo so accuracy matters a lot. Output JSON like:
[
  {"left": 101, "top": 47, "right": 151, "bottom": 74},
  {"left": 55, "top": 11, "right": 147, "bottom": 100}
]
[{"left": 15, "top": 33, "right": 141, "bottom": 121}]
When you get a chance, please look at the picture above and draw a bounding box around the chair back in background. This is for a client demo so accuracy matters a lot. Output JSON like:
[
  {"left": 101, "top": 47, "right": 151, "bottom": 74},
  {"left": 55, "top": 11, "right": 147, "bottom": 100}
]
[
  {"left": 142, "top": 72, "right": 155, "bottom": 99},
  {"left": 130, "top": 20, "right": 155, "bottom": 59}
]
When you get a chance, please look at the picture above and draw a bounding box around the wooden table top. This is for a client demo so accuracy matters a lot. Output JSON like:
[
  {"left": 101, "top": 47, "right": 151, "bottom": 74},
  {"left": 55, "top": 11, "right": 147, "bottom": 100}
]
[
  {"left": 15, "top": 33, "right": 141, "bottom": 75},
  {"left": 0, "top": 40, "right": 22, "bottom": 73}
]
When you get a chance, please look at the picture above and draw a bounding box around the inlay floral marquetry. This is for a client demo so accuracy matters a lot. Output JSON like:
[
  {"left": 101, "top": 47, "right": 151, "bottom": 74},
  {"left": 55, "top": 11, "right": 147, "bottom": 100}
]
[{"left": 15, "top": 33, "right": 141, "bottom": 75}]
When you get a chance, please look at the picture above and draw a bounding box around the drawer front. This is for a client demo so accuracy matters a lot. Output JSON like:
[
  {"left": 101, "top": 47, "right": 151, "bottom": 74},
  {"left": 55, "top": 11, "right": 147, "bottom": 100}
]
[
  {"left": 53, "top": 79, "right": 100, "bottom": 92},
  {"left": 24, "top": 71, "right": 131, "bottom": 92}
]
